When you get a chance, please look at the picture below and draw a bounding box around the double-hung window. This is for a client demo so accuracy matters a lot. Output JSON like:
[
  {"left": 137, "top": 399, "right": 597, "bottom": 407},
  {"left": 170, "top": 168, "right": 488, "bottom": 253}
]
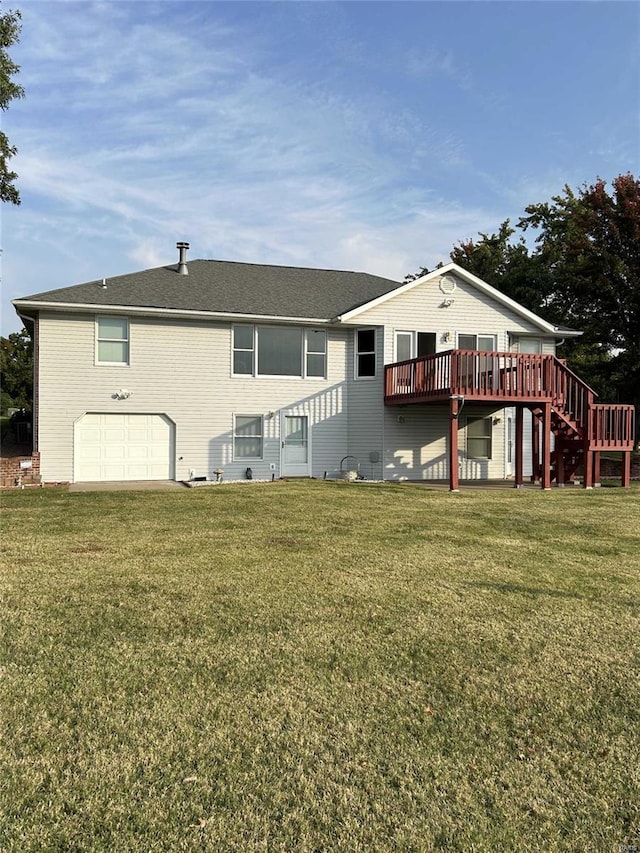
[
  {"left": 466, "top": 416, "right": 492, "bottom": 459},
  {"left": 306, "top": 330, "right": 326, "bottom": 377},
  {"left": 356, "top": 329, "right": 376, "bottom": 378},
  {"left": 233, "top": 415, "right": 263, "bottom": 459},
  {"left": 233, "top": 325, "right": 255, "bottom": 375},
  {"left": 97, "top": 316, "right": 129, "bottom": 365},
  {"left": 232, "top": 325, "right": 326, "bottom": 378}
]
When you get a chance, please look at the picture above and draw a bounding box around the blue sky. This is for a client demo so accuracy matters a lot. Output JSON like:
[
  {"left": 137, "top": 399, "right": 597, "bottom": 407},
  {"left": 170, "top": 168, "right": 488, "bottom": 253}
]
[{"left": 2, "top": 0, "right": 639, "bottom": 335}]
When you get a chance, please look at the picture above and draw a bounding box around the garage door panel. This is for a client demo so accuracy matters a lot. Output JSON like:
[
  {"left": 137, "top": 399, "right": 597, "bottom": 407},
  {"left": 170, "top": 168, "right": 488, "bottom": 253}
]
[
  {"left": 75, "top": 413, "right": 174, "bottom": 482},
  {"left": 104, "top": 446, "right": 126, "bottom": 460}
]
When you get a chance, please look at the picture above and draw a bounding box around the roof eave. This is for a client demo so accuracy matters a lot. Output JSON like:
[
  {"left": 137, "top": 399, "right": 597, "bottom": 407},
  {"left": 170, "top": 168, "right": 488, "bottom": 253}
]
[{"left": 11, "top": 299, "right": 333, "bottom": 326}]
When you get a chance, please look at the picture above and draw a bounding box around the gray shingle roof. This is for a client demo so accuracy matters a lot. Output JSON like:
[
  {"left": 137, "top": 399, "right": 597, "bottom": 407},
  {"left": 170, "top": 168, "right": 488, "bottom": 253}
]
[{"left": 16, "top": 259, "right": 402, "bottom": 320}]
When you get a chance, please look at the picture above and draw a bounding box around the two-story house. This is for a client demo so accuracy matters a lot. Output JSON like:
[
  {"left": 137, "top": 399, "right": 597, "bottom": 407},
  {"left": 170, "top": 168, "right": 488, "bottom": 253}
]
[{"left": 12, "top": 243, "right": 635, "bottom": 489}]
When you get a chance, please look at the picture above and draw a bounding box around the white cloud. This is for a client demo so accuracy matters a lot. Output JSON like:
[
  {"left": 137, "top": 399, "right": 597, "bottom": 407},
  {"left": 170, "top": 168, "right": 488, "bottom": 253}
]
[{"left": 6, "top": 1, "right": 634, "bottom": 334}]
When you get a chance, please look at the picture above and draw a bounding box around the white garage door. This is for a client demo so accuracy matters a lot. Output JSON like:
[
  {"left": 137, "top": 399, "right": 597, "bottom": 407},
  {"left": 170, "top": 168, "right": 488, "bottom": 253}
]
[{"left": 74, "top": 413, "right": 174, "bottom": 482}]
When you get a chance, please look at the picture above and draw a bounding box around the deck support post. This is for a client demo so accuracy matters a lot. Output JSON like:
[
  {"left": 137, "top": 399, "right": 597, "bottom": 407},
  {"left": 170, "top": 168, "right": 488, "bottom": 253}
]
[
  {"left": 622, "top": 452, "right": 631, "bottom": 488},
  {"left": 531, "top": 412, "right": 540, "bottom": 483},
  {"left": 541, "top": 403, "right": 552, "bottom": 490},
  {"left": 593, "top": 451, "right": 601, "bottom": 487},
  {"left": 515, "top": 405, "right": 524, "bottom": 488},
  {"left": 449, "top": 396, "right": 460, "bottom": 492},
  {"left": 556, "top": 443, "right": 565, "bottom": 487},
  {"left": 583, "top": 441, "right": 594, "bottom": 489}
]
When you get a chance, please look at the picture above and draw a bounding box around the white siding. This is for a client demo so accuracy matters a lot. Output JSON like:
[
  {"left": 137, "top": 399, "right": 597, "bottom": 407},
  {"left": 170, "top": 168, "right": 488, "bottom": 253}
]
[
  {"left": 345, "top": 327, "right": 385, "bottom": 480},
  {"left": 36, "top": 271, "right": 564, "bottom": 484},
  {"left": 343, "top": 272, "right": 556, "bottom": 481},
  {"left": 37, "top": 312, "right": 350, "bottom": 483},
  {"left": 351, "top": 272, "right": 549, "bottom": 357}
]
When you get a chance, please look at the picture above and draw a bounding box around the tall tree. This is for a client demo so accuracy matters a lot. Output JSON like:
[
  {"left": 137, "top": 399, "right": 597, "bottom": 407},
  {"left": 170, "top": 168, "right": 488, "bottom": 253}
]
[
  {"left": 1, "top": 328, "right": 33, "bottom": 412},
  {"left": 0, "top": 5, "right": 24, "bottom": 204},
  {"left": 423, "top": 175, "right": 640, "bottom": 415}
]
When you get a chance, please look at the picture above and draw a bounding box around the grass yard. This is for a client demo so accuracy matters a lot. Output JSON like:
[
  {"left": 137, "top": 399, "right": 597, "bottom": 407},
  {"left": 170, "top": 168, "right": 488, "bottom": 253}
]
[{"left": 1, "top": 481, "right": 639, "bottom": 852}]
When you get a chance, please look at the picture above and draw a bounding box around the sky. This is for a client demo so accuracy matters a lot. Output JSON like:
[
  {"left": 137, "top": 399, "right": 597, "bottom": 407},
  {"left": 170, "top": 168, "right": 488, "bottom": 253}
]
[{"left": 2, "top": 0, "right": 639, "bottom": 335}]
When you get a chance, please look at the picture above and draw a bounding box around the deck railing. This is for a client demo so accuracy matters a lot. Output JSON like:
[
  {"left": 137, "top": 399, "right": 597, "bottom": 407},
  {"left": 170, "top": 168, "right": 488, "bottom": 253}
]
[
  {"left": 385, "top": 350, "right": 566, "bottom": 401},
  {"left": 384, "top": 349, "right": 635, "bottom": 450},
  {"left": 589, "top": 404, "right": 636, "bottom": 450}
]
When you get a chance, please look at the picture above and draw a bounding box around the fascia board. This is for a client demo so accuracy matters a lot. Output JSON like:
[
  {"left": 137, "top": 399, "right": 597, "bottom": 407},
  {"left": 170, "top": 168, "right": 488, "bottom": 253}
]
[{"left": 11, "top": 299, "right": 332, "bottom": 326}]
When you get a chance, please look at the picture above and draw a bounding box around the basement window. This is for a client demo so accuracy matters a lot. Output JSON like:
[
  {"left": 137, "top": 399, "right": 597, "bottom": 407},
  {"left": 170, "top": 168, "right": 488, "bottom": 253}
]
[
  {"left": 466, "top": 416, "right": 492, "bottom": 459},
  {"left": 233, "top": 415, "right": 263, "bottom": 459}
]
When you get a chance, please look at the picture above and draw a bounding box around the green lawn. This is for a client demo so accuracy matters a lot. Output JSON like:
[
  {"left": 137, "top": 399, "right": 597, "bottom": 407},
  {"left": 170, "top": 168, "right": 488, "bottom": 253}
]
[{"left": 1, "top": 481, "right": 639, "bottom": 852}]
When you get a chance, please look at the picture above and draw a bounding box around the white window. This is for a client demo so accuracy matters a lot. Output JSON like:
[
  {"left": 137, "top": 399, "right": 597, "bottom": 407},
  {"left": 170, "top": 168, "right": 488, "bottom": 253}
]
[
  {"left": 395, "top": 331, "right": 437, "bottom": 361},
  {"left": 233, "top": 415, "right": 263, "bottom": 459},
  {"left": 466, "top": 416, "right": 492, "bottom": 459},
  {"left": 305, "top": 330, "right": 326, "bottom": 378},
  {"left": 232, "top": 325, "right": 326, "bottom": 378},
  {"left": 519, "top": 337, "right": 542, "bottom": 354},
  {"left": 97, "top": 316, "right": 129, "bottom": 364},
  {"left": 356, "top": 329, "right": 376, "bottom": 378},
  {"left": 233, "top": 325, "right": 254, "bottom": 375},
  {"left": 458, "top": 334, "right": 496, "bottom": 351},
  {"left": 258, "top": 326, "right": 303, "bottom": 376}
]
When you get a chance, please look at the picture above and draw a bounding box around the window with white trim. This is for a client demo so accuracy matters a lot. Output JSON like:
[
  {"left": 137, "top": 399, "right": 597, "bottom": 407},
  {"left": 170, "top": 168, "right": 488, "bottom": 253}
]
[
  {"left": 233, "top": 415, "right": 263, "bottom": 459},
  {"left": 97, "top": 316, "right": 129, "bottom": 364},
  {"left": 258, "top": 326, "right": 302, "bottom": 375},
  {"left": 458, "top": 334, "right": 496, "bottom": 351},
  {"left": 233, "top": 324, "right": 254, "bottom": 375},
  {"left": 232, "top": 325, "right": 326, "bottom": 378},
  {"left": 519, "top": 337, "right": 542, "bottom": 354},
  {"left": 395, "top": 330, "right": 437, "bottom": 361},
  {"left": 356, "top": 328, "right": 376, "bottom": 378},
  {"left": 466, "top": 416, "right": 492, "bottom": 459},
  {"left": 306, "top": 329, "right": 326, "bottom": 377}
]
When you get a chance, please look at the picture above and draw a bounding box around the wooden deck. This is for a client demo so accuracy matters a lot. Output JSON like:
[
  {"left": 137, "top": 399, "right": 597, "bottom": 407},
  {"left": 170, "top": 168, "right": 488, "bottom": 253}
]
[{"left": 384, "top": 350, "right": 635, "bottom": 489}]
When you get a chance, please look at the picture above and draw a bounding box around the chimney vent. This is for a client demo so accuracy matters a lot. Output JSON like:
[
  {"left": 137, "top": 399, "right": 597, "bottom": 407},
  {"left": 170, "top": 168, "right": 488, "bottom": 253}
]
[{"left": 176, "top": 241, "right": 190, "bottom": 275}]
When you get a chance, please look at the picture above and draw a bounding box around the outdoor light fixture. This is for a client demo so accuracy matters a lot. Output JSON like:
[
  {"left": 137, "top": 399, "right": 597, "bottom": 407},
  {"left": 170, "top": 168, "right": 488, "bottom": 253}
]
[
  {"left": 113, "top": 389, "right": 132, "bottom": 400},
  {"left": 450, "top": 394, "right": 465, "bottom": 419}
]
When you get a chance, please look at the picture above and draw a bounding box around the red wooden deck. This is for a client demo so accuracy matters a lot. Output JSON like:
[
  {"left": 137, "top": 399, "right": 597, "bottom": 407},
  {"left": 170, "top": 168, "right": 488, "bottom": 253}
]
[{"left": 384, "top": 350, "right": 636, "bottom": 489}]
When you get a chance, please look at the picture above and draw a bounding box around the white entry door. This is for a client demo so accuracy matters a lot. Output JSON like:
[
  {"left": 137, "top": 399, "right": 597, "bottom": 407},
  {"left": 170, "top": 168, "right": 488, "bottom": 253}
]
[
  {"left": 74, "top": 413, "right": 174, "bottom": 482},
  {"left": 281, "top": 414, "right": 311, "bottom": 477},
  {"left": 505, "top": 410, "right": 515, "bottom": 478}
]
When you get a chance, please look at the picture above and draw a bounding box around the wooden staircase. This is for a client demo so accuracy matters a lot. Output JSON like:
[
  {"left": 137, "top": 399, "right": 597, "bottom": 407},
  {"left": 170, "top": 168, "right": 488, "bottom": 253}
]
[
  {"left": 529, "top": 358, "right": 635, "bottom": 486},
  {"left": 384, "top": 349, "right": 635, "bottom": 488}
]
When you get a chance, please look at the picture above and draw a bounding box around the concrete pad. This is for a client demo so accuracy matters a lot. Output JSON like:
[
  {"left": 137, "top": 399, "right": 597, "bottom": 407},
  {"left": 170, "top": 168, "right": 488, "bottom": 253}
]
[{"left": 68, "top": 480, "right": 186, "bottom": 493}]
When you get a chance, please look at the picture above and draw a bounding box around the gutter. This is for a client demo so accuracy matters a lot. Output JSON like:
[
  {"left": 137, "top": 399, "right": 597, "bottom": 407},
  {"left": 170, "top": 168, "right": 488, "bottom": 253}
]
[{"left": 11, "top": 300, "right": 334, "bottom": 326}]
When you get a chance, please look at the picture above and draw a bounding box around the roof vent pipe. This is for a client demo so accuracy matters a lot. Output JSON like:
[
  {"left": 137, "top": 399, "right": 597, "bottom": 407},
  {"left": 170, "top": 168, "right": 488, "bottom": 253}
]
[{"left": 176, "top": 241, "right": 190, "bottom": 275}]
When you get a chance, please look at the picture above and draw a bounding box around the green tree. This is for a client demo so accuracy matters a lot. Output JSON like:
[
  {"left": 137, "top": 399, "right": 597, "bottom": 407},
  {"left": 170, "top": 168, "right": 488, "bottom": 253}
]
[
  {"left": 0, "top": 5, "right": 24, "bottom": 205},
  {"left": 419, "top": 174, "right": 640, "bottom": 415},
  {"left": 1, "top": 328, "right": 33, "bottom": 412}
]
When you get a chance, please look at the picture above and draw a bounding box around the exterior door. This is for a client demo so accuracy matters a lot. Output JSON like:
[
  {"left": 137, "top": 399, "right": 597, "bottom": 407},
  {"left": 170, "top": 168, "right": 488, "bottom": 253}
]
[
  {"left": 505, "top": 411, "right": 515, "bottom": 478},
  {"left": 281, "top": 414, "right": 311, "bottom": 477}
]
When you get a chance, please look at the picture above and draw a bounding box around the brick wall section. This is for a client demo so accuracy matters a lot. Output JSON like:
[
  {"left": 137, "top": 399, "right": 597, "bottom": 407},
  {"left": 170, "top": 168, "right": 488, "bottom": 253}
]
[{"left": 0, "top": 452, "right": 41, "bottom": 489}]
